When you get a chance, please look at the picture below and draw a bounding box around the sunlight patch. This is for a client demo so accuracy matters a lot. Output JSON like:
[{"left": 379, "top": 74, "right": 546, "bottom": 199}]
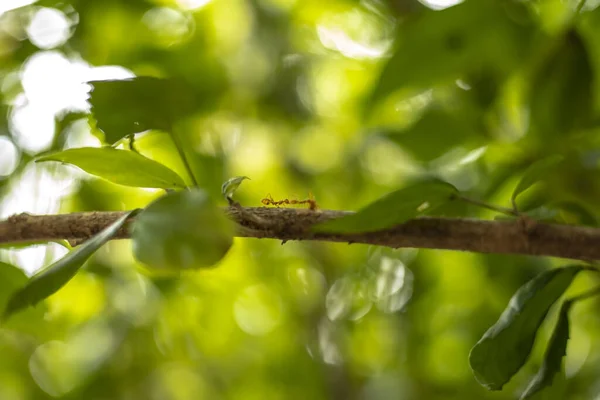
[{"left": 234, "top": 284, "right": 282, "bottom": 336}]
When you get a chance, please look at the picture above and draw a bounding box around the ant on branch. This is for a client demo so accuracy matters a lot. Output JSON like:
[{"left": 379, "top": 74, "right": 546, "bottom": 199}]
[{"left": 261, "top": 193, "right": 319, "bottom": 210}]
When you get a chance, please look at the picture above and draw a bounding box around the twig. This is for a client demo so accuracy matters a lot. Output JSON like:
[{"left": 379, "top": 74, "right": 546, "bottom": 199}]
[{"left": 1, "top": 208, "right": 599, "bottom": 261}]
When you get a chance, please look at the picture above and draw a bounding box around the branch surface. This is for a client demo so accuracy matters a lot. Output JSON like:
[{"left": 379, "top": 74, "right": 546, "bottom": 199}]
[{"left": 1, "top": 207, "right": 599, "bottom": 261}]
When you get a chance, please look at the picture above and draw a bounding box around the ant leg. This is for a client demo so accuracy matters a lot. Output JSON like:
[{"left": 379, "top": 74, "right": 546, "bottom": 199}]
[{"left": 308, "top": 192, "right": 318, "bottom": 210}]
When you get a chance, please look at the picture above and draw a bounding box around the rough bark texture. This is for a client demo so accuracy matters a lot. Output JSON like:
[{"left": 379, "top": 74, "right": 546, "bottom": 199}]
[{"left": 0, "top": 207, "right": 599, "bottom": 261}]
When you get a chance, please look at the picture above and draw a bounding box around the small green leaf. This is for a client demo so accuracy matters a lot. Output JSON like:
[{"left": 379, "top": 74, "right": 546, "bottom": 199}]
[
  {"left": 2, "top": 211, "right": 138, "bottom": 321},
  {"left": 221, "top": 176, "right": 250, "bottom": 201},
  {"left": 313, "top": 179, "right": 458, "bottom": 234},
  {"left": 36, "top": 147, "right": 187, "bottom": 189},
  {"left": 520, "top": 301, "right": 572, "bottom": 400},
  {"left": 469, "top": 265, "right": 583, "bottom": 391},
  {"left": 511, "top": 155, "right": 564, "bottom": 208},
  {"left": 132, "top": 189, "right": 234, "bottom": 270},
  {"left": 88, "top": 77, "right": 200, "bottom": 144}
]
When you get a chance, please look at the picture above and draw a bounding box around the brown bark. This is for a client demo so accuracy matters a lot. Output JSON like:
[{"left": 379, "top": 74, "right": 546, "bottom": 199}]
[{"left": 0, "top": 207, "right": 599, "bottom": 261}]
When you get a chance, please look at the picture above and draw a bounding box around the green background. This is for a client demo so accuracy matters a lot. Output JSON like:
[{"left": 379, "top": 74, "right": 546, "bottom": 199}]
[{"left": 1, "top": 0, "right": 600, "bottom": 398}]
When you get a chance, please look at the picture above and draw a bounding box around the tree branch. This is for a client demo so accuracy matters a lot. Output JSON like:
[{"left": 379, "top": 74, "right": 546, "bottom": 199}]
[{"left": 1, "top": 207, "right": 599, "bottom": 261}]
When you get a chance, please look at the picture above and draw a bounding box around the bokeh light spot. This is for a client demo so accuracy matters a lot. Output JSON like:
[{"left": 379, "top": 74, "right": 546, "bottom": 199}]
[
  {"left": 290, "top": 126, "right": 343, "bottom": 173},
  {"left": 10, "top": 102, "right": 55, "bottom": 154},
  {"left": 0, "top": 0, "right": 36, "bottom": 16},
  {"left": 21, "top": 51, "right": 89, "bottom": 114},
  {"left": 142, "top": 7, "right": 194, "bottom": 47},
  {"left": 316, "top": 9, "right": 392, "bottom": 60},
  {"left": 147, "top": 364, "right": 212, "bottom": 400},
  {"left": 419, "top": 0, "right": 464, "bottom": 10},
  {"left": 10, "top": 51, "right": 133, "bottom": 157},
  {"left": 30, "top": 322, "right": 116, "bottom": 397},
  {"left": 326, "top": 276, "right": 372, "bottom": 321},
  {"left": 317, "top": 319, "right": 343, "bottom": 365},
  {"left": 0, "top": 162, "right": 77, "bottom": 274},
  {"left": 234, "top": 284, "right": 282, "bottom": 336},
  {"left": 175, "top": 0, "right": 212, "bottom": 11},
  {"left": 0, "top": 136, "right": 19, "bottom": 176},
  {"left": 361, "top": 137, "right": 419, "bottom": 186},
  {"left": 287, "top": 266, "right": 326, "bottom": 312},
  {"left": 370, "top": 256, "right": 414, "bottom": 313},
  {"left": 26, "top": 7, "right": 72, "bottom": 49}
]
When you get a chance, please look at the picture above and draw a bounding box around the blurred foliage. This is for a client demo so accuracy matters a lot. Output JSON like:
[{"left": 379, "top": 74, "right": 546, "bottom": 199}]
[
  {"left": 469, "top": 265, "right": 584, "bottom": 392},
  {"left": 3, "top": 211, "right": 136, "bottom": 321},
  {"left": 1, "top": 0, "right": 600, "bottom": 399},
  {"left": 313, "top": 179, "right": 457, "bottom": 233}
]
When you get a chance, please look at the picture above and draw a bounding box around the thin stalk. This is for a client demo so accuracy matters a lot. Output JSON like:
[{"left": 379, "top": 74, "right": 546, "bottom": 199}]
[
  {"left": 454, "top": 194, "right": 519, "bottom": 217},
  {"left": 169, "top": 125, "right": 198, "bottom": 188}
]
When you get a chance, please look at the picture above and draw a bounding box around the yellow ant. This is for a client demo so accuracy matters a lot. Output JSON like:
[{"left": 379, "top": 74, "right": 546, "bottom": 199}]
[{"left": 261, "top": 193, "right": 319, "bottom": 210}]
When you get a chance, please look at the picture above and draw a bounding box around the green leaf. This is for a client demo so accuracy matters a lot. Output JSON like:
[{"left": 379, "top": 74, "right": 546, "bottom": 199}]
[
  {"left": 313, "top": 179, "right": 458, "bottom": 234},
  {"left": 511, "top": 155, "right": 564, "bottom": 208},
  {"left": 469, "top": 265, "right": 584, "bottom": 391},
  {"left": 132, "top": 189, "right": 234, "bottom": 270},
  {"left": 528, "top": 29, "right": 593, "bottom": 138},
  {"left": 221, "top": 176, "right": 250, "bottom": 201},
  {"left": 0, "top": 262, "right": 46, "bottom": 331},
  {"left": 88, "top": 77, "right": 199, "bottom": 144},
  {"left": 520, "top": 301, "right": 572, "bottom": 400},
  {"left": 0, "top": 262, "right": 30, "bottom": 310},
  {"left": 369, "top": 0, "right": 533, "bottom": 107},
  {"left": 2, "top": 211, "right": 138, "bottom": 321},
  {"left": 36, "top": 148, "right": 187, "bottom": 189}
]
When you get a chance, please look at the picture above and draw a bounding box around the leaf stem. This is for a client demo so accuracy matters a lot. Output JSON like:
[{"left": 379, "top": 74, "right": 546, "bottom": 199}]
[
  {"left": 169, "top": 125, "right": 198, "bottom": 188},
  {"left": 454, "top": 195, "right": 519, "bottom": 217}
]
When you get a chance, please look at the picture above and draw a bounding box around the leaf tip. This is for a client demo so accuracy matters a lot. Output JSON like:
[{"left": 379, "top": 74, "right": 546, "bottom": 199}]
[{"left": 221, "top": 176, "right": 251, "bottom": 200}]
